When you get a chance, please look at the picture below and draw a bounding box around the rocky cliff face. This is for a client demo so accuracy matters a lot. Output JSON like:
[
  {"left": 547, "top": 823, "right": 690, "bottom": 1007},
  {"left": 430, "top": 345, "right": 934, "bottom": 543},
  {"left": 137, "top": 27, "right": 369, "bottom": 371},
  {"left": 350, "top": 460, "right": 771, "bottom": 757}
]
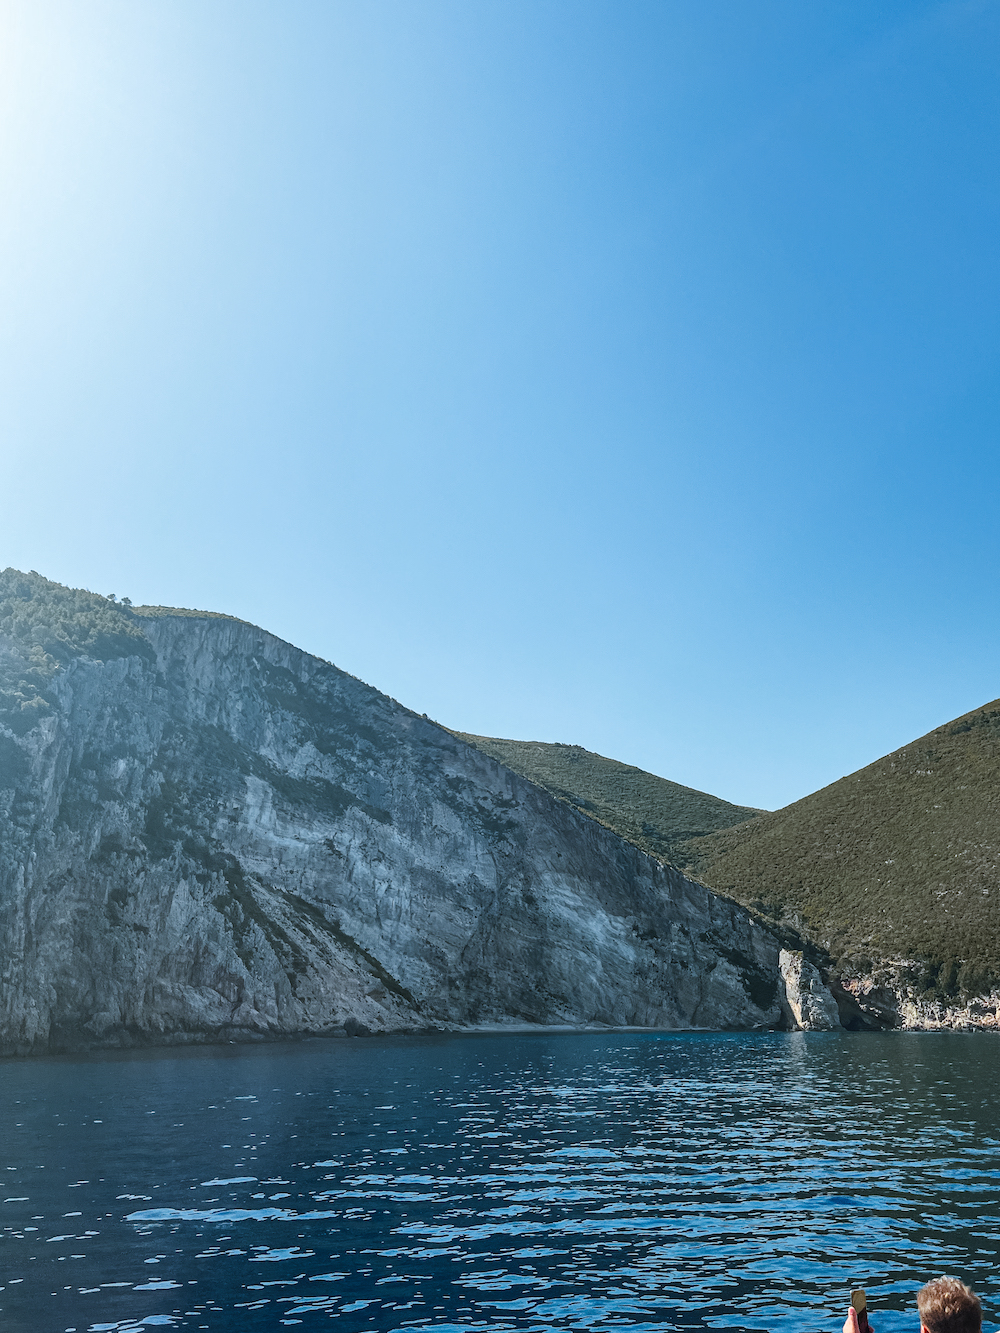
[
  {"left": 0, "top": 574, "right": 801, "bottom": 1054},
  {"left": 836, "top": 963, "right": 1000, "bottom": 1031},
  {"left": 777, "top": 950, "right": 840, "bottom": 1031}
]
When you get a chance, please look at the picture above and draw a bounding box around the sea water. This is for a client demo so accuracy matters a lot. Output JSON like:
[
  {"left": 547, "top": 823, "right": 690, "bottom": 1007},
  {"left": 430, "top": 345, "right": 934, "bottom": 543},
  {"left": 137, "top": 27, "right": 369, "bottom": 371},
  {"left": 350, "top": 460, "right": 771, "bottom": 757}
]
[{"left": 2, "top": 1029, "right": 999, "bottom": 1333}]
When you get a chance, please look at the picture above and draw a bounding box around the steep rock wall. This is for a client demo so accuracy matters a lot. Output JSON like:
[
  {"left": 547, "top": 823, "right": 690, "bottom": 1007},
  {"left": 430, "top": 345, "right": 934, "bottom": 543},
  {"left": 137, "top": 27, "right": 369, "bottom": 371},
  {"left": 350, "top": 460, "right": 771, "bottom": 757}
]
[
  {"left": 1, "top": 608, "right": 787, "bottom": 1053},
  {"left": 777, "top": 949, "right": 841, "bottom": 1031}
]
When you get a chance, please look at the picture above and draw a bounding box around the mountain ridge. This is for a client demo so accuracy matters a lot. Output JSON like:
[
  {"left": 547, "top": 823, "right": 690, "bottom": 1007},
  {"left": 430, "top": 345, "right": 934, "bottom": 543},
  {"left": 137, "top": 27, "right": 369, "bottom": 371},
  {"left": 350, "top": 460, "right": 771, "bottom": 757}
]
[
  {"left": 675, "top": 698, "right": 1000, "bottom": 1006},
  {"left": 454, "top": 716, "right": 1000, "bottom": 1024},
  {"left": 453, "top": 733, "right": 763, "bottom": 865},
  {"left": 0, "top": 569, "right": 792, "bottom": 1054}
]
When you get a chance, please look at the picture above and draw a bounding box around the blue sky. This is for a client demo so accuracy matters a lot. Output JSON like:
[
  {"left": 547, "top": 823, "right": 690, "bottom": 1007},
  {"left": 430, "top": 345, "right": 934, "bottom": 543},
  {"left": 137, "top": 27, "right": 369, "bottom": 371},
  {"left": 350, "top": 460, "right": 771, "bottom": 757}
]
[{"left": 2, "top": 0, "right": 998, "bottom": 809}]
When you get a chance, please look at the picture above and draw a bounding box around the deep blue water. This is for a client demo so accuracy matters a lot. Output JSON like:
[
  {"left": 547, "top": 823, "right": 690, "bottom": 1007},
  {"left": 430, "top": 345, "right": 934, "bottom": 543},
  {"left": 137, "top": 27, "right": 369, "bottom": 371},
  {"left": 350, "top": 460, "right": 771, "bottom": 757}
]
[{"left": 2, "top": 1030, "right": 999, "bottom": 1333}]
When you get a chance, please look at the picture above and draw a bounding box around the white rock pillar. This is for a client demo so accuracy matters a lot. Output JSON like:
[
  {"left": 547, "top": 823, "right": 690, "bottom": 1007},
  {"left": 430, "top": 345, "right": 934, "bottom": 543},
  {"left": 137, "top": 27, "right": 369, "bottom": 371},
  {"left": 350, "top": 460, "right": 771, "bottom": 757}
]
[{"left": 778, "top": 949, "right": 842, "bottom": 1031}]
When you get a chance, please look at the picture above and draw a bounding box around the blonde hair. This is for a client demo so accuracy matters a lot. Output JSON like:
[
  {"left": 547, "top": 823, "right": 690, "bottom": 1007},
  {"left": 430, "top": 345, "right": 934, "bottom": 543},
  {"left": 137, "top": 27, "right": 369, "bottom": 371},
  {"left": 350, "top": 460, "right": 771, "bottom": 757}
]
[{"left": 917, "top": 1278, "right": 982, "bottom": 1333}]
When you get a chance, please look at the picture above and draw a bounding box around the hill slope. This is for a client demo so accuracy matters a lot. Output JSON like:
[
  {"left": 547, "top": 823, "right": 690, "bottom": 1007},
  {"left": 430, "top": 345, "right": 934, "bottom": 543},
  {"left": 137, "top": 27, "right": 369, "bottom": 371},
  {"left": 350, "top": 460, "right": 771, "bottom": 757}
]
[
  {"left": 679, "top": 701, "right": 1000, "bottom": 1003},
  {"left": 454, "top": 735, "right": 762, "bottom": 864},
  {"left": 0, "top": 570, "right": 786, "bottom": 1053}
]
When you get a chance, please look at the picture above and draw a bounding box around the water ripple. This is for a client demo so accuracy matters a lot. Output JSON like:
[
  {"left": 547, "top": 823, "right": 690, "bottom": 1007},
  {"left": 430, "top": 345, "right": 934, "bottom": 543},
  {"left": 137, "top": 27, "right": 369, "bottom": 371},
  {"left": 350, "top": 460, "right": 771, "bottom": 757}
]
[{"left": 3, "top": 1031, "right": 1000, "bottom": 1331}]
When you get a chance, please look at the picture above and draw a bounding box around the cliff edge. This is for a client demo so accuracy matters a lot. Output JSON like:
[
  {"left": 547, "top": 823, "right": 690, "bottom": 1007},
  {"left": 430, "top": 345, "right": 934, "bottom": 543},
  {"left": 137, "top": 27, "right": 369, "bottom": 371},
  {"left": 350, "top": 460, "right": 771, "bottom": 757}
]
[{"left": 0, "top": 571, "right": 797, "bottom": 1053}]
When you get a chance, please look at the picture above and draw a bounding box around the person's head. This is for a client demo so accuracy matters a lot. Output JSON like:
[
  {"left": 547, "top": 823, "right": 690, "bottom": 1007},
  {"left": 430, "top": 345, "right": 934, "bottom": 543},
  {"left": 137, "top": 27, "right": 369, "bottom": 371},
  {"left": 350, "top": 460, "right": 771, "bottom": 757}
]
[{"left": 917, "top": 1278, "right": 982, "bottom": 1333}]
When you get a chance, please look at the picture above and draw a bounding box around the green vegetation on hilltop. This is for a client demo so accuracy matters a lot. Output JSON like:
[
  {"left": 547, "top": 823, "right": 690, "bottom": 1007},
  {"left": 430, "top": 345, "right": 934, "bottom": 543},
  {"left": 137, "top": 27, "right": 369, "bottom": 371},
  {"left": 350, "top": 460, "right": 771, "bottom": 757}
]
[
  {"left": 455, "top": 733, "right": 762, "bottom": 863},
  {"left": 131, "top": 604, "right": 246, "bottom": 623},
  {"left": 0, "top": 569, "right": 154, "bottom": 734},
  {"left": 678, "top": 701, "right": 1000, "bottom": 997}
]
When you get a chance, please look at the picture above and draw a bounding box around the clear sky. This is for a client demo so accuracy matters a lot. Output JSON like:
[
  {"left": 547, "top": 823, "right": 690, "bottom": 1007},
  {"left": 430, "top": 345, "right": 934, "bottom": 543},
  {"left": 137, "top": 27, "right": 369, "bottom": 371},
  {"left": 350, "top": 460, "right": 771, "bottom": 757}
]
[{"left": 2, "top": 0, "right": 998, "bottom": 810}]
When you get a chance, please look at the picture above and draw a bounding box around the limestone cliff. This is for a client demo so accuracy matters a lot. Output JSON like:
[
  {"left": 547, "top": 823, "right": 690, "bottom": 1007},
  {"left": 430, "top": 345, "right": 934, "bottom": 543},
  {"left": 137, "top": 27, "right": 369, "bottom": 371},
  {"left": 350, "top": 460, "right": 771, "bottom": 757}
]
[
  {"left": 777, "top": 950, "right": 840, "bottom": 1031},
  {"left": 0, "top": 572, "right": 792, "bottom": 1054}
]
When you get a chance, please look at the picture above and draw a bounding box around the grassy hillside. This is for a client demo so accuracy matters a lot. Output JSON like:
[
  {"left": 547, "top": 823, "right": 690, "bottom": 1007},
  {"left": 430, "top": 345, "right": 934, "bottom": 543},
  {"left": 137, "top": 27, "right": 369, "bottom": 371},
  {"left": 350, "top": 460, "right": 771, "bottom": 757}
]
[
  {"left": 455, "top": 734, "right": 762, "bottom": 864},
  {"left": 678, "top": 700, "right": 1000, "bottom": 997}
]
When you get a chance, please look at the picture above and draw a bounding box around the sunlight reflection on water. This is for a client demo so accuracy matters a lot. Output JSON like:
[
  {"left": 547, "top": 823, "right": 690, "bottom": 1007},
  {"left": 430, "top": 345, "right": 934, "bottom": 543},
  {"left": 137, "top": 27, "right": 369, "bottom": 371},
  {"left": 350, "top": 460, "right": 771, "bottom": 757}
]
[{"left": 2, "top": 1030, "right": 999, "bottom": 1333}]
